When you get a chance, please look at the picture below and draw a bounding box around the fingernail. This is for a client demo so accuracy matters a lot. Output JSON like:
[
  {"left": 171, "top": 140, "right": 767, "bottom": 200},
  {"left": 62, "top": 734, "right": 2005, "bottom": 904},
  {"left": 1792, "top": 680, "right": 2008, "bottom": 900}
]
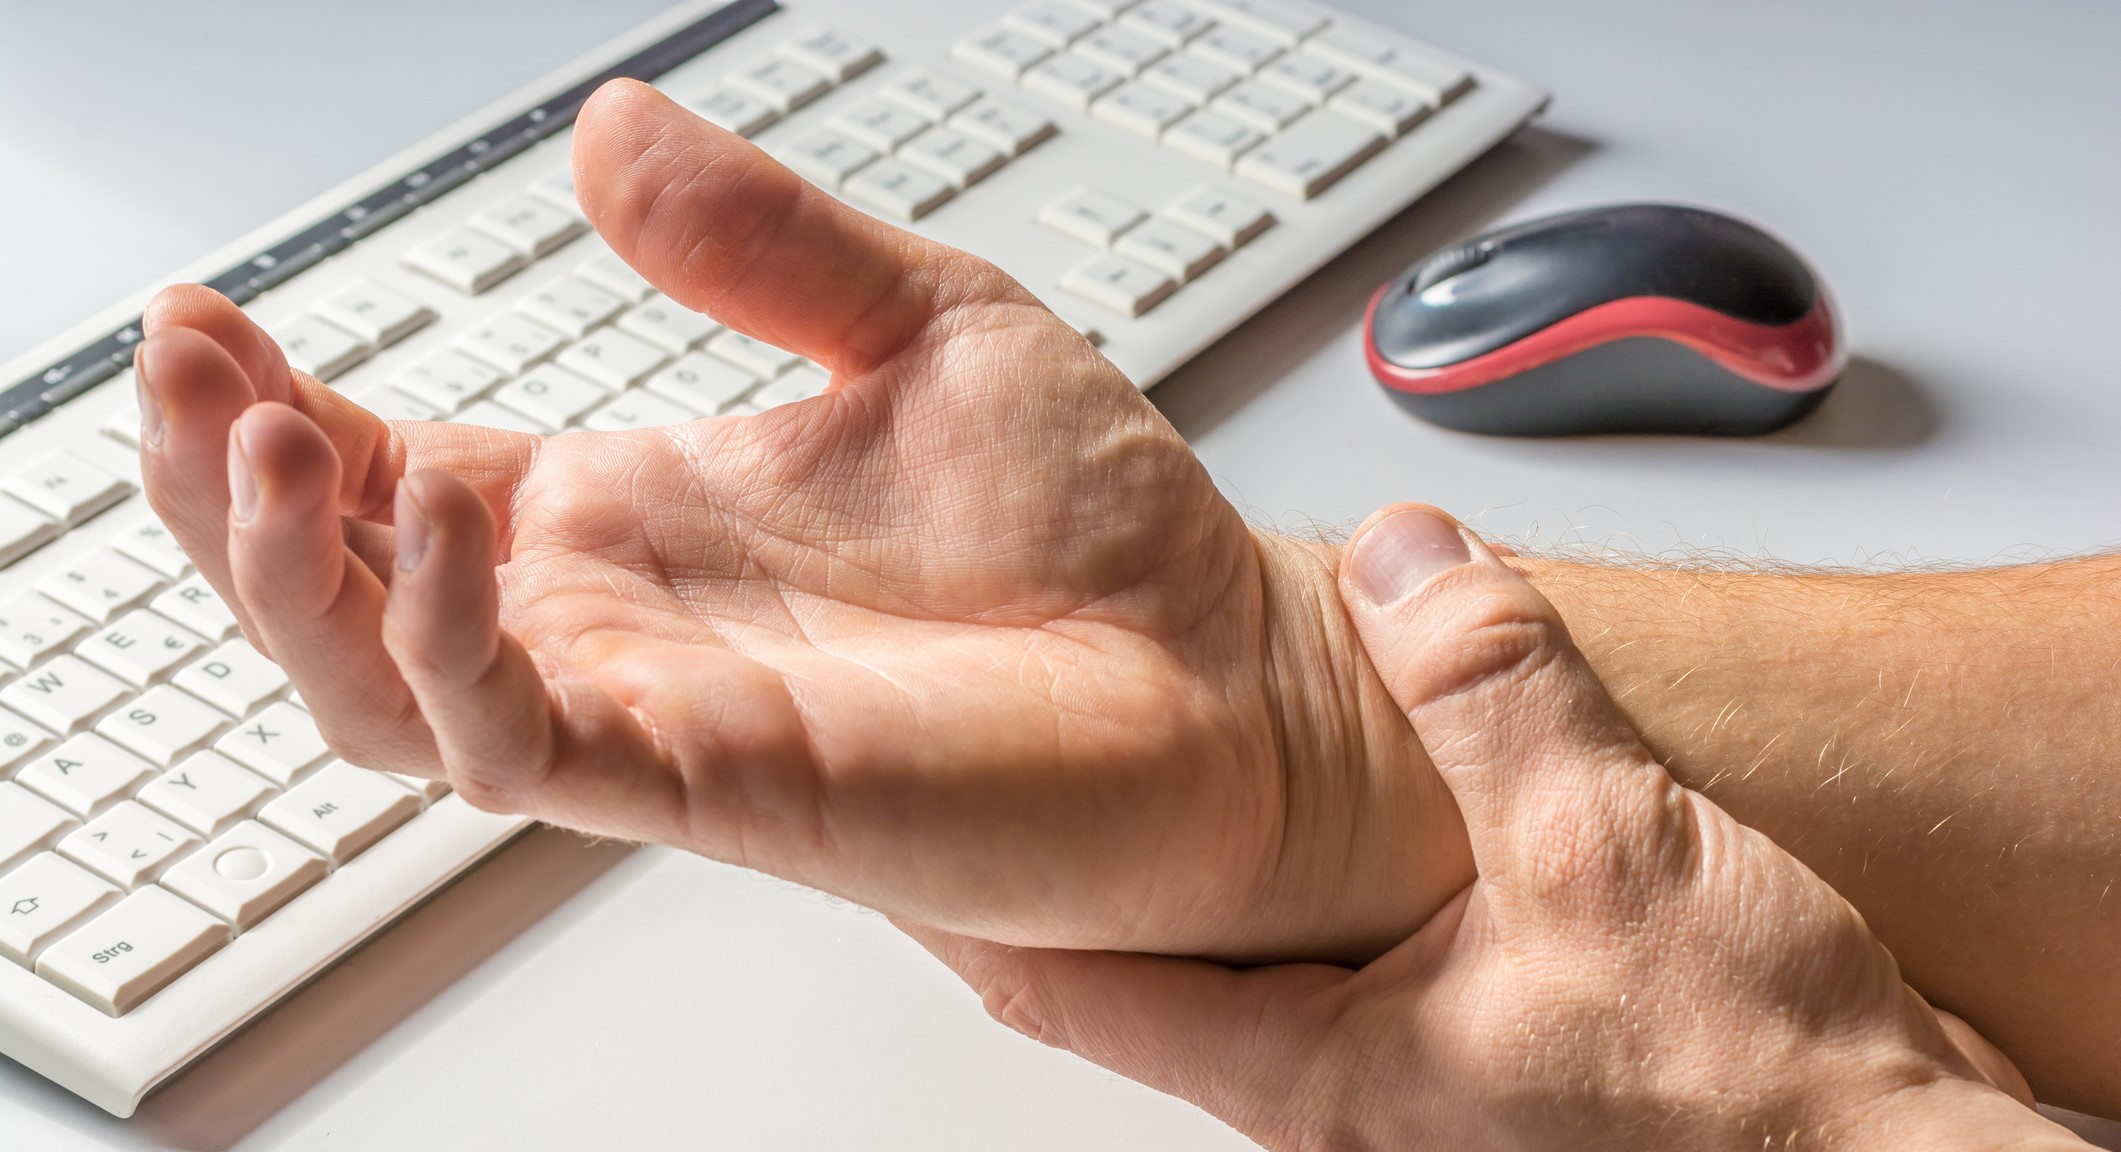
[
  {"left": 227, "top": 426, "right": 257, "bottom": 522},
  {"left": 395, "top": 484, "right": 430, "bottom": 574},
  {"left": 134, "top": 349, "right": 164, "bottom": 448},
  {"left": 1350, "top": 507, "right": 1471, "bottom": 605}
]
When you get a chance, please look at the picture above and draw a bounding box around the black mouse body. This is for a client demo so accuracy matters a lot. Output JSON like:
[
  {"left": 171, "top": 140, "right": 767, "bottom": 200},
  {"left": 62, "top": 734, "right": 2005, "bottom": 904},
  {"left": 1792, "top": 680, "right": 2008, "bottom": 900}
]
[{"left": 1365, "top": 204, "right": 1846, "bottom": 435}]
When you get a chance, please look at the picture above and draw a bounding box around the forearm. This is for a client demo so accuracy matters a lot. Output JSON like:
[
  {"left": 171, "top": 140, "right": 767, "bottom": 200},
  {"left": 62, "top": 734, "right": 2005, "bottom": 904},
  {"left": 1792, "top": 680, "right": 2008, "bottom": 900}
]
[{"left": 1518, "top": 553, "right": 2121, "bottom": 1114}]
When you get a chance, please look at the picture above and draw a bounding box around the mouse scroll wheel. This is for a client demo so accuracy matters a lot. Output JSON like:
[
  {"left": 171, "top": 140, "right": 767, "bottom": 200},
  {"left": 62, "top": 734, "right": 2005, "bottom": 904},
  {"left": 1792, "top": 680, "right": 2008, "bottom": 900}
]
[{"left": 1411, "top": 242, "right": 1495, "bottom": 294}]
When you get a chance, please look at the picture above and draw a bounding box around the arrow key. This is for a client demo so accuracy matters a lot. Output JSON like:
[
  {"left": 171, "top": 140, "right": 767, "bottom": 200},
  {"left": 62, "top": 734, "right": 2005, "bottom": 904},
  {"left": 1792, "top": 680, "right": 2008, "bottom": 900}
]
[{"left": 0, "top": 852, "right": 117, "bottom": 965}]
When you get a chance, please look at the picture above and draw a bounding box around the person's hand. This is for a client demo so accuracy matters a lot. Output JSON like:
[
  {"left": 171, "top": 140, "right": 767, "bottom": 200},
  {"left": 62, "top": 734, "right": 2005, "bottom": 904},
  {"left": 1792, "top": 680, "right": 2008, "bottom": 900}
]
[
  {"left": 131, "top": 79, "right": 1472, "bottom": 962},
  {"left": 913, "top": 504, "right": 2081, "bottom": 1150}
]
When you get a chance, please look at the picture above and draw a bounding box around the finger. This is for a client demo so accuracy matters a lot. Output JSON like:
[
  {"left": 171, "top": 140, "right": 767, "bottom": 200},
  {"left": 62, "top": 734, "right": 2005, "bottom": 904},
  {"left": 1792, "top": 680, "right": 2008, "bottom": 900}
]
[
  {"left": 1335, "top": 504, "right": 1683, "bottom": 885},
  {"left": 136, "top": 326, "right": 264, "bottom": 641},
  {"left": 380, "top": 470, "right": 688, "bottom": 825},
  {"left": 573, "top": 79, "right": 1020, "bottom": 375},
  {"left": 226, "top": 404, "right": 439, "bottom": 771},
  {"left": 145, "top": 283, "right": 294, "bottom": 404},
  {"left": 142, "top": 285, "right": 538, "bottom": 533},
  {"left": 899, "top": 921, "right": 1342, "bottom": 1136}
]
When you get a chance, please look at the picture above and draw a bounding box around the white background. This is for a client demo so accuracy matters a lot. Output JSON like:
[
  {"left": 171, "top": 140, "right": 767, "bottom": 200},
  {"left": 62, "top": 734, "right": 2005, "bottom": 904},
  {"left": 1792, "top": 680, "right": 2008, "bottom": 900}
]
[{"left": 1, "top": 1, "right": 2118, "bottom": 1148}]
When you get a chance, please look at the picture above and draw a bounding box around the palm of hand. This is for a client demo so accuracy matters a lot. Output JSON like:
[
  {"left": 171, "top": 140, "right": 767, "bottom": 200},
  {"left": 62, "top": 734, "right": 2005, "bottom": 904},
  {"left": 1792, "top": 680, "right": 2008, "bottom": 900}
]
[{"left": 138, "top": 81, "right": 1464, "bottom": 961}]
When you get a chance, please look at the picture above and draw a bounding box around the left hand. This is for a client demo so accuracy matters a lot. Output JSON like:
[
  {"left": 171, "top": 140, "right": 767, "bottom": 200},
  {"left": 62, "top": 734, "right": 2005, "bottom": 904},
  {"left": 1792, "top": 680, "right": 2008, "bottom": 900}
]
[{"left": 911, "top": 504, "right": 2069, "bottom": 1151}]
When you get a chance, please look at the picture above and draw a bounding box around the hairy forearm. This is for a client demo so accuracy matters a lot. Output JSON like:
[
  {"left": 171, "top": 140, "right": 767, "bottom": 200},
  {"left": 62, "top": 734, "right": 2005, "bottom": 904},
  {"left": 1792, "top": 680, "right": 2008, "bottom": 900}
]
[{"left": 1517, "top": 553, "right": 2121, "bottom": 1114}]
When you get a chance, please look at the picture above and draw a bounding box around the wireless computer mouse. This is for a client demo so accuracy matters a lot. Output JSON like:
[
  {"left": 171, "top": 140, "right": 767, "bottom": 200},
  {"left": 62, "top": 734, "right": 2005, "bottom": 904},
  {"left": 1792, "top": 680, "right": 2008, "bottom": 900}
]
[{"left": 1364, "top": 204, "right": 1846, "bottom": 435}]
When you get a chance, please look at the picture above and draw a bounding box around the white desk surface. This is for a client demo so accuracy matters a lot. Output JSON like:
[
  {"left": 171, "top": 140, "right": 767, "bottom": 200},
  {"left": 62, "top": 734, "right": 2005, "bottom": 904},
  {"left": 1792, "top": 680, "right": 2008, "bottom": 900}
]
[{"left": 3, "top": 1, "right": 2118, "bottom": 1147}]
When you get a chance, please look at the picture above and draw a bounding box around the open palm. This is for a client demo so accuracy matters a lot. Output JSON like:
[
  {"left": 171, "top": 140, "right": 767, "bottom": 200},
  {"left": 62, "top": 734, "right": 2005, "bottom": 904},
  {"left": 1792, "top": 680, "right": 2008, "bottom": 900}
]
[{"left": 137, "top": 81, "right": 1467, "bottom": 961}]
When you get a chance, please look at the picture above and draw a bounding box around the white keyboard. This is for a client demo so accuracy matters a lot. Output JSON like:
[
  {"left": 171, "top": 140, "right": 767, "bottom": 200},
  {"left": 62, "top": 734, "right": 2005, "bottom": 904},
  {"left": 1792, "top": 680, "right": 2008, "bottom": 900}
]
[{"left": 0, "top": 0, "right": 1543, "bottom": 1116}]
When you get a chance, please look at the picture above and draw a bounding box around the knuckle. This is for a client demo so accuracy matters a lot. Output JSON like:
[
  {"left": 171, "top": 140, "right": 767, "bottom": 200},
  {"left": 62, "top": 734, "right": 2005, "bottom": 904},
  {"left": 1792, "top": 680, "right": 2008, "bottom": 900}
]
[{"left": 1409, "top": 587, "right": 1571, "bottom": 708}]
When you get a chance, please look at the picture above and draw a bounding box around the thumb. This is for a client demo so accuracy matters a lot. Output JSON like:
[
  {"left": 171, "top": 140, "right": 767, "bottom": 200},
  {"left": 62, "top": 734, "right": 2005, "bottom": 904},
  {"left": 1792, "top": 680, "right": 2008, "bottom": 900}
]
[
  {"left": 898, "top": 923, "right": 1343, "bottom": 1136},
  {"left": 1336, "top": 504, "right": 1681, "bottom": 888}
]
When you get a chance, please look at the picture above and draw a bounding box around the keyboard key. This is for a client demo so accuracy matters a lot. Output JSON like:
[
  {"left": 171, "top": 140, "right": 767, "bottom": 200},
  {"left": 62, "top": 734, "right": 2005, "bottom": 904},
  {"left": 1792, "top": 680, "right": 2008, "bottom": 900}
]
[
  {"left": 389, "top": 349, "right": 504, "bottom": 415},
  {"left": 1141, "top": 53, "right": 1242, "bottom": 103},
  {"left": 1068, "top": 0, "right": 1140, "bottom": 15},
  {"left": 707, "top": 332, "right": 803, "bottom": 379},
  {"left": 57, "top": 801, "right": 200, "bottom": 889},
  {"left": 1092, "top": 82, "right": 1196, "bottom": 137},
  {"left": 751, "top": 365, "right": 832, "bottom": 410},
  {"left": 150, "top": 575, "right": 240, "bottom": 642},
  {"left": 96, "top": 686, "right": 229, "bottom": 768},
  {"left": 469, "top": 194, "right": 587, "bottom": 258},
  {"left": 1075, "top": 26, "right": 1169, "bottom": 75},
  {"left": 949, "top": 98, "right": 1058, "bottom": 156},
  {"left": 1038, "top": 188, "right": 1149, "bottom": 247},
  {"left": 387, "top": 772, "right": 452, "bottom": 805},
  {"left": 778, "top": 27, "right": 882, "bottom": 82},
  {"left": 450, "top": 401, "right": 548, "bottom": 435},
  {"left": 1060, "top": 253, "right": 1179, "bottom": 317},
  {"left": 160, "top": 820, "right": 325, "bottom": 931},
  {"left": 1212, "top": 79, "right": 1312, "bottom": 131},
  {"left": 525, "top": 166, "right": 583, "bottom": 217},
  {"left": 691, "top": 88, "right": 780, "bottom": 136},
  {"left": 1235, "top": 111, "right": 1385, "bottom": 198},
  {"left": 898, "top": 128, "right": 1007, "bottom": 189},
  {"left": 2, "top": 657, "right": 127, "bottom": 736},
  {"left": 616, "top": 295, "right": 723, "bottom": 356},
  {"left": 1328, "top": 79, "right": 1434, "bottom": 137},
  {"left": 779, "top": 129, "right": 881, "bottom": 190},
  {"left": 312, "top": 279, "right": 436, "bottom": 347},
  {"left": 726, "top": 57, "right": 832, "bottom": 114},
  {"left": 272, "top": 315, "right": 371, "bottom": 382},
  {"left": 843, "top": 159, "right": 956, "bottom": 221},
  {"left": 110, "top": 518, "right": 191, "bottom": 580},
  {"left": 880, "top": 70, "right": 983, "bottom": 119},
  {"left": 173, "top": 640, "right": 287, "bottom": 718},
  {"left": 1192, "top": 0, "right": 1328, "bottom": 45},
  {"left": 0, "top": 594, "right": 91, "bottom": 671},
  {"left": 137, "top": 752, "right": 277, "bottom": 838},
  {"left": 403, "top": 228, "right": 526, "bottom": 294},
  {"left": 1023, "top": 55, "right": 1127, "bottom": 111},
  {"left": 573, "top": 250, "right": 656, "bottom": 302},
  {"left": 1122, "top": 0, "right": 1218, "bottom": 46},
  {"left": 1004, "top": 2, "right": 1103, "bottom": 47},
  {"left": 214, "top": 702, "right": 331, "bottom": 788},
  {"left": 1189, "top": 25, "right": 1283, "bottom": 74},
  {"left": 0, "top": 853, "right": 118, "bottom": 965},
  {"left": 0, "top": 708, "right": 53, "bottom": 774},
  {"left": 1115, "top": 216, "right": 1228, "bottom": 281},
  {"left": 582, "top": 390, "right": 698, "bottom": 432},
  {"left": 101, "top": 402, "right": 143, "bottom": 449},
  {"left": 0, "top": 782, "right": 74, "bottom": 875},
  {"left": 951, "top": 26, "right": 1054, "bottom": 80},
  {"left": 1261, "top": 54, "right": 1358, "bottom": 101},
  {"left": 556, "top": 328, "right": 669, "bottom": 391},
  {"left": 76, "top": 609, "right": 205, "bottom": 688},
  {"left": 38, "top": 886, "right": 230, "bottom": 1015},
  {"left": 828, "top": 100, "right": 934, "bottom": 151},
  {"left": 492, "top": 366, "right": 610, "bottom": 432},
  {"left": 514, "top": 276, "right": 628, "bottom": 339},
  {"left": 15, "top": 734, "right": 156, "bottom": 818},
  {"left": 348, "top": 385, "right": 442, "bottom": 423},
  {"left": 37, "top": 550, "right": 163, "bottom": 625},
  {"left": 454, "top": 312, "right": 567, "bottom": 375},
  {"left": 3, "top": 451, "right": 131, "bottom": 527},
  {"left": 645, "top": 353, "right": 762, "bottom": 415},
  {"left": 260, "top": 761, "right": 420, "bottom": 865},
  {"left": 1163, "top": 109, "right": 1267, "bottom": 168},
  {"left": 1304, "top": 25, "right": 1476, "bottom": 105},
  {"left": 0, "top": 499, "right": 58, "bottom": 570}
]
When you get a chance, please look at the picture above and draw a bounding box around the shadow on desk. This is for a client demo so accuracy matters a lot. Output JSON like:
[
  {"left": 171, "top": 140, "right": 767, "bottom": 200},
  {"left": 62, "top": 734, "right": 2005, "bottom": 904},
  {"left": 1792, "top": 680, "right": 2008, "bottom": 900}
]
[
  {"left": 123, "top": 826, "right": 633, "bottom": 1151},
  {"left": 1154, "top": 124, "right": 1596, "bottom": 439}
]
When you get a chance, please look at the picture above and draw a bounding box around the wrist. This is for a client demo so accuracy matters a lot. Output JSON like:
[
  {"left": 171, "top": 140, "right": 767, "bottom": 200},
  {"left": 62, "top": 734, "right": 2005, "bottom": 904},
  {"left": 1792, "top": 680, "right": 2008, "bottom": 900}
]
[{"left": 1242, "top": 529, "right": 1474, "bottom": 964}]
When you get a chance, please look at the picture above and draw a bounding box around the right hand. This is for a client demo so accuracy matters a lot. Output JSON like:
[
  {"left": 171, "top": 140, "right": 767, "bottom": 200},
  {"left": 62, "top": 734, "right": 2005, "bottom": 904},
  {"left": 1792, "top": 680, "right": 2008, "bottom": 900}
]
[
  {"left": 131, "top": 79, "right": 1472, "bottom": 962},
  {"left": 910, "top": 506, "right": 2070, "bottom": 1150}
]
